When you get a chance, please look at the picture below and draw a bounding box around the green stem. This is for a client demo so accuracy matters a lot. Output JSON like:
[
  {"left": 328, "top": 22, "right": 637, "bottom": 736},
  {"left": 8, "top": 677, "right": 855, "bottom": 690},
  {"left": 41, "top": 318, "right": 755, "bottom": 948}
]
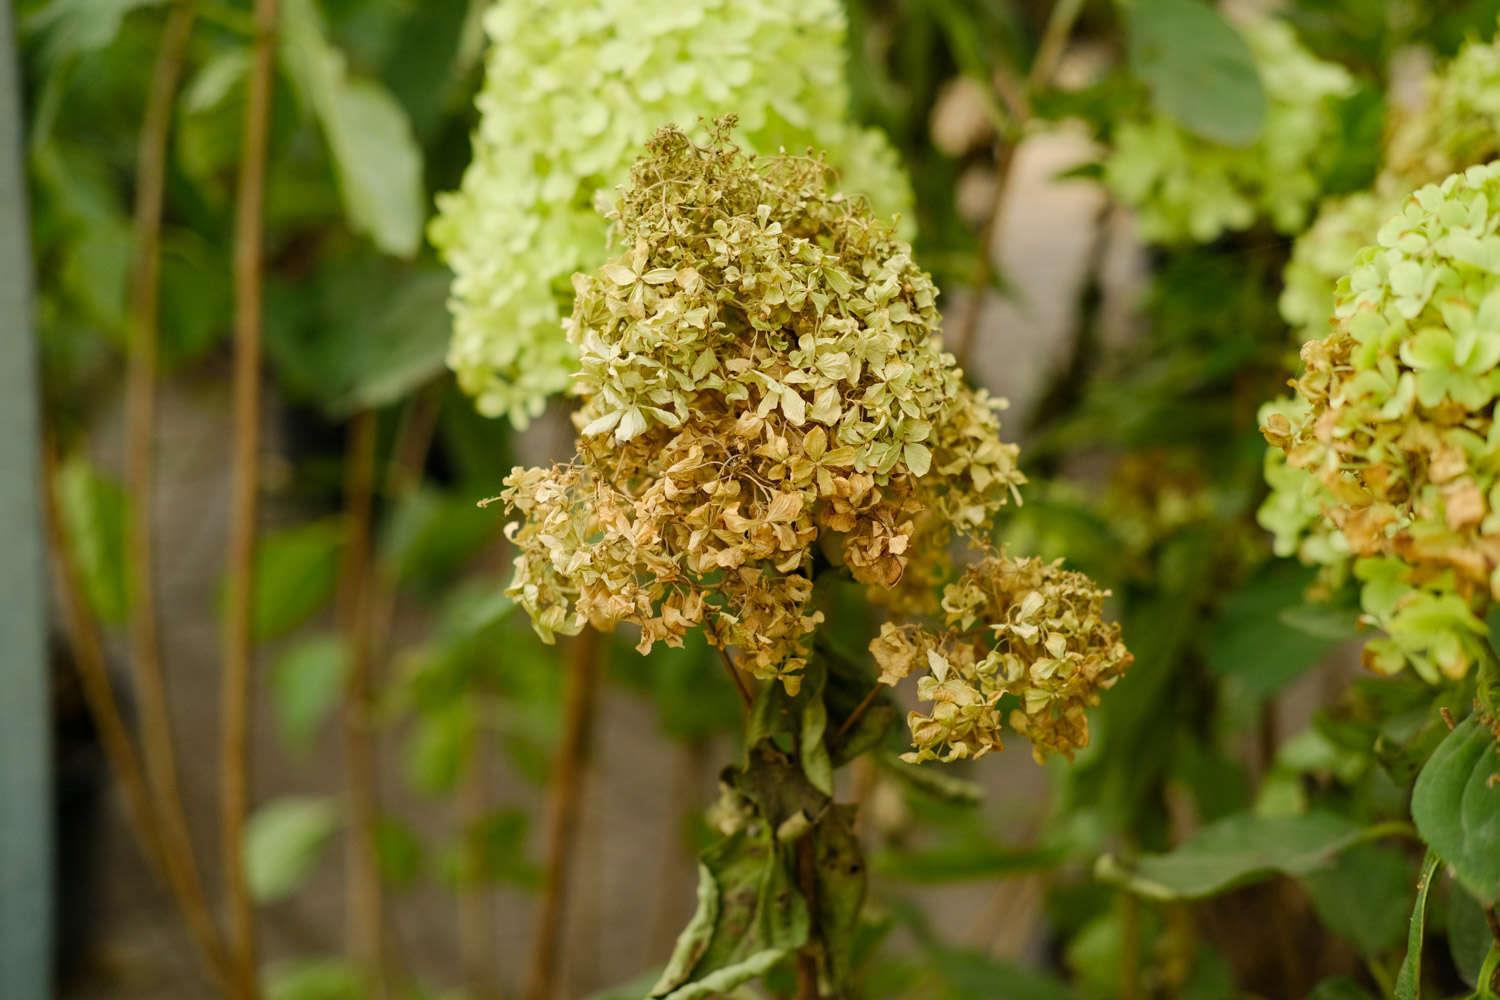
[
  {"left": 1478, "top": 940, "right": 1500, "bottom": 1000},
  {"left": 1476, "top": 640, "right": 1500, "bottom": 715}
]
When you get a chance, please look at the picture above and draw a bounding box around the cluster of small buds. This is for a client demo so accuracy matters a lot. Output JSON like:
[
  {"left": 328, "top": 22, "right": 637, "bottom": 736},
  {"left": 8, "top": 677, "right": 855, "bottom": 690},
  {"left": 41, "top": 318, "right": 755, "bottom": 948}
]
[
  {"left": 1263, "top": 163, "right": 1500, "bottom": 682},
  {"left": 502, "top": 125, "right": 1028, "bottom": 695},
  {"left": 871, "top": 553, "right": 1131, "bottom": 763},
  {"left": 1104, "top": 18, "right": 1353, "bottom": 244},
  {"left": 430, "top": 0, "right": 911, "bottom": 425}
]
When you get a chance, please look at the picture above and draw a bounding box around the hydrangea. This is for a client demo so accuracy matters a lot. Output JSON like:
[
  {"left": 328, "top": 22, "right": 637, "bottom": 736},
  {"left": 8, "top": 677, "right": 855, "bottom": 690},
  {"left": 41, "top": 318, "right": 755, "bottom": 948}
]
[
  {"left": 1280, "top": 192, "right": 1401, "bottom": 344},
  {"left": 1262, "top": 163, "right": 1500, "bottom": 681},
  {"left": 504, "top": 125, "right": 1019, "bottom": 688},
  {"left": 1281, "top": 34, "right": 1500, "bottom": 348},
  {"left": 1256, "top": 398, "right": 1350, "bottom": 570},
  {"left": 431, "top": 0, "right": 912, "bottom": 424},
  {"left": 1385, "top": 34, "right": 1500, "bottom": 188},
  {"left": 502, "top": 126, "right": 1129, "bottom": 761},
  {"left": 871, "top": 554, "right": 1131, "bottom": 763},
  {"left": 1104, "top": 18, "right": 1353, "bottom": 244}
]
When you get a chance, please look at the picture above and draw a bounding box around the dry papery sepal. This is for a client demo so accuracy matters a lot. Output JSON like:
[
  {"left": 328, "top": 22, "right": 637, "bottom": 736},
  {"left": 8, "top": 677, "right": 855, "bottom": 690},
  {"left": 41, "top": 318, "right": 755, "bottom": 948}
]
[{"left": 500, "top": 121, "right": 1130, "bottom": 763}]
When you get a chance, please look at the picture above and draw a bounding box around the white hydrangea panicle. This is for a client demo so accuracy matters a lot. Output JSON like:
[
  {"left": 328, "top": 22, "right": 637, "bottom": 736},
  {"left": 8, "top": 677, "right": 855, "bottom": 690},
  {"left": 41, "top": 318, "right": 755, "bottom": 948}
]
[{"left": 431, "top": 0, "right": 912, "bottom": 424}]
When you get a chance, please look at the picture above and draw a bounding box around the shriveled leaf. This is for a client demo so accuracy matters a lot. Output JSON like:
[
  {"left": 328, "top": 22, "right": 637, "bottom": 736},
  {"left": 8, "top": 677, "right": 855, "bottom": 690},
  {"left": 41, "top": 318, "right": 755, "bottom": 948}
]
[
  {"left": 650, "top": 821, "right": 808, "bottom": 999},
  {"left": 245, "top": 797, "right": 339, "bottom": 902}
]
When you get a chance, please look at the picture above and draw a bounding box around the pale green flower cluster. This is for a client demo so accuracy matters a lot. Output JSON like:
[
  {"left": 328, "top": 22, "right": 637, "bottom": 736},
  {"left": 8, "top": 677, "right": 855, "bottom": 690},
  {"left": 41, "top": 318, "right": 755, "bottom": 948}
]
[
  {"left": 1386, "top": 33, "right": 1500, "bottom": 187},
  {"left": 1280, "top": 192, "right": 1400, "bottom": 344},
  {"left": 431, "top": 0, "right": 911, "bottom": 424},
  {"left": 1104, "top": 19, "right": 1353, "bottom": 244},
  {"left": 1262, "top": 163, "right": 1500, "bottom": 682},
  {"left": 1280, "top": 33, "right": 1500, "bottom": 352}
]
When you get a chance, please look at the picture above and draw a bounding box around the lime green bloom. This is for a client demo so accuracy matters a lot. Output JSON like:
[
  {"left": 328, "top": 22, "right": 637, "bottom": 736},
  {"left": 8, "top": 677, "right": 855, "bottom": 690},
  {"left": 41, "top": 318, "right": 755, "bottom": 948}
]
[
  {"left": 1386, "top": 32, "right": 1500, "bottom": 188},
  {"left": 1280, "top": 192, "right": 1401, "bottom": 344},
  {"left": 1282, "top": 32, "right": 1500, "bottom": 349},
  {"left": 1105, "top": 19, "right": 1352, "bottom": 244},
  {"left": 431, "top": 0, "right": 911, "bottom": 424},
  {"left": 1264, "top": 163, "right": 1500, "bottom": 680}
]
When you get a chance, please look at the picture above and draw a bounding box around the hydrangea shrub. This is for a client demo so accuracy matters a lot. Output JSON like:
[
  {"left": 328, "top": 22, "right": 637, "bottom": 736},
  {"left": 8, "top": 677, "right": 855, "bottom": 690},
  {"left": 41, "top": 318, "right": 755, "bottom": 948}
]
[
  {"left": 502, "top": 124, "right": 1131, "bottom": 762},
  {"left": 1263, "top": 163, "right": 1500, "bottom": 682},
  {"left": 430, "top": 0, "right": 911, "bottom": 424},
  {"left": 1104, "top": 18, "right": 1353, "bottom": 244}
]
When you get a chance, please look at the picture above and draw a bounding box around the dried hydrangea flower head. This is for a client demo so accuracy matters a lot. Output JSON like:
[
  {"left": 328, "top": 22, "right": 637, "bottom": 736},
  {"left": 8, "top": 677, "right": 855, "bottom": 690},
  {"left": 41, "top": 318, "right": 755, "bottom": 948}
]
[
  {"left": 1104, "top": 18, "right": 1352, "bottom": 244},
  {"left": 1263, "top": 163, "right": 1500, "bottom": 682},
  {"left": 503, "top": 123, "right": 1027, "bottom": 697},
  {"left": 871, "top": 554, "right": 1131, "bottom": 763},
  {"left": 430, "top": 0, "right": 911, "bottom": 425}
]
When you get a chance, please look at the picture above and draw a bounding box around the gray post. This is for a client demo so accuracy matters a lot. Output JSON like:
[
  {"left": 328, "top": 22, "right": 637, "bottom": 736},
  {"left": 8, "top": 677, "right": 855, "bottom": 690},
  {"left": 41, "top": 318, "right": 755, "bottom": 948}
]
[{"left": 0, "top": 1, "right": 55, "bottom": 995}]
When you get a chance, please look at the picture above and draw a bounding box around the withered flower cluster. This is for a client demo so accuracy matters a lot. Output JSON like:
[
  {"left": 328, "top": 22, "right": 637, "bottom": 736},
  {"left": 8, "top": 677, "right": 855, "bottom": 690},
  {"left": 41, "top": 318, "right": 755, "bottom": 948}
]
[
  {"left": 503, "top": 123, "right": 1128, "bottom": 760},
  {"left": 872, "top": 555, "right": 1131, "bottom": 763}
]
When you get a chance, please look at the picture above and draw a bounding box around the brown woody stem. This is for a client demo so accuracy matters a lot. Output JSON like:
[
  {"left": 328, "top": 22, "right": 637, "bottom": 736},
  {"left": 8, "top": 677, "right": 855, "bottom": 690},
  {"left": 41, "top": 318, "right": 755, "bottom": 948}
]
[
  {"left": 221, "top": 0, "right": 277, "bottom": 991},
  {"left": 337, "top": 410, "right": 387, "bottom": 995},
  {"left": 524, "top": 627, "right": 603, "bottom": 1000},
  {"left": 717, "top": 645, "right": 754, "bottom": 709},
  {"left": 952, "top": 0, "right": 1085, "bottom": 371},
  {"left": 41, "top": 434, "right": 228, "bottom": 989},
  {"left": 122, "top": 0, "right": 229, "bottom": 984}
]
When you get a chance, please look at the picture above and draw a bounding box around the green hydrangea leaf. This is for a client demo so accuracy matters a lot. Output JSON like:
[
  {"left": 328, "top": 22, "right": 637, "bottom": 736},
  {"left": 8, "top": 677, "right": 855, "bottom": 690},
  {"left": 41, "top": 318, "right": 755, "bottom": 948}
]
[
  {"left": 1411, "top": 714, "right": 1500, "bottom": 906},
  {"left": 1127, "top": 0, "right": 1266, "bottom": 147}
]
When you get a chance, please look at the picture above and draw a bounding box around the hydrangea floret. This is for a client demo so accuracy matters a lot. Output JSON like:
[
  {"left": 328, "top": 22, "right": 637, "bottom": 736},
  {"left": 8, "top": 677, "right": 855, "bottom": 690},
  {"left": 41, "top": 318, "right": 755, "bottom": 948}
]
[
  {"left": 501, "top": 124, "right": 1130, "bottom": 762},
  {"left": 1262, "top": 163, "right": 1500, "bottom": 682},
  {"left": 431, "top": 0, "right": 911, "bottom": 425},
  {"left": 1104, "top": 18, "right": 1353, "bottom": 244}
]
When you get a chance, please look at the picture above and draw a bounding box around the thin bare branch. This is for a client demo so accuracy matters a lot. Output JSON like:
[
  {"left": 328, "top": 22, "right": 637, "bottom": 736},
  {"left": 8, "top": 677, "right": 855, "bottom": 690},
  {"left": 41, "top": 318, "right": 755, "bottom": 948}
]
[
  {"left": 221, "top": 0, "right": 278, "bottom": 991},
  {"left": 120, "top": 0, "right": 230, "bottom": 982},
  {"left": 524, "top": 628, "right": 603, "bottom": 1000},
  {"left": 953, "top": 0, "right": 1086, "bottom": 370},
  {"left": 337, "top": 410, "right": 387, "bottom": 995},
  {"left": 41, "top": 434, "right": 228, "bottom": 989},
  {"left": 717, "top": 645, "right": 754, "bottom": 709}
]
